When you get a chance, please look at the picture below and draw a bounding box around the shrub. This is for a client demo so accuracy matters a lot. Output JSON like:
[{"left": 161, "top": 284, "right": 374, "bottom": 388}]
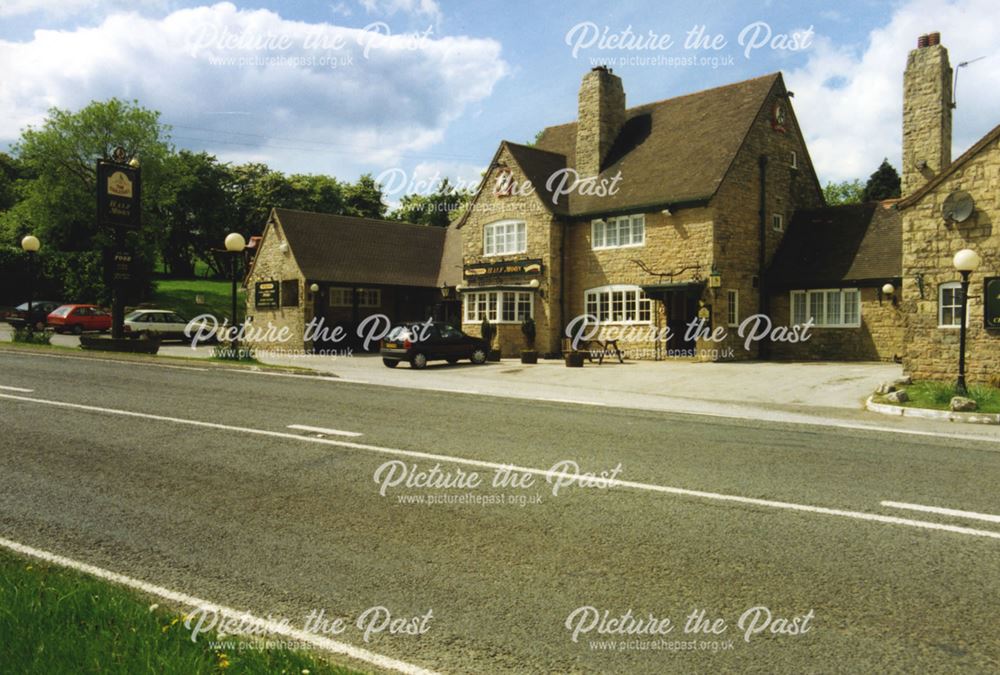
[{"left": 12, "top": 327, "right": 52, "bottom": 345}]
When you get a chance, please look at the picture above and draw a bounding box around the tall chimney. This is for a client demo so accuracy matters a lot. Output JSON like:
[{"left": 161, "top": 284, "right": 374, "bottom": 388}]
[
  {"left": 902, "top": 32, "right": 952, "bottom": 196},
  {"left": 576, "top": 66, "right": 625, "bottom": 177}
]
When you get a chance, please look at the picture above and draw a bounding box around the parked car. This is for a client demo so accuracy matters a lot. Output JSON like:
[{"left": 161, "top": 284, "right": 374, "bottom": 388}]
[
  {"left": 47, "top": 304, "right": 112, "bottom": 334},
  {"left": 123, "top": 309, "right": 217, "bottom": 342},
  {"left": 380, "top": 322, "right": 488, "bottom": 369},
  {"left": 6, "top": 300, "right": 63, "bottom": 331}
]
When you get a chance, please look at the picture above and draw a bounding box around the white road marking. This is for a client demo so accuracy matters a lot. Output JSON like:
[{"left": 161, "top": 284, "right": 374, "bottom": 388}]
[
  {"left": 3, "top": 391, "right": 1000, "bottom": 541},
  {"left": 3, "top": 349, "right": 1000, "bottom": 444},
  {"left": 288, "top": 424, "right": 363, "bottom": 438},
  {"left": 882, "top": 500, "right": 1000, "bottom": 524},
  {"left": 0, "top": 535, "right": 438, "bottom": 675},
  {"left": 0, "top": 385, "right": 33, "bottom": 392}
]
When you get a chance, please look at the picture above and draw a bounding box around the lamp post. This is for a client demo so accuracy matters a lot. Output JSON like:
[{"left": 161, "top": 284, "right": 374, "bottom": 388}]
[
  {"left": 21, "top": 235, "right": 40, "bottom": 333},
  {"left": 224, "top": 233, "right": 246, "bottom": 344},
  {"left": 953, "top": 248, "right": 981, "bottom": 396}
]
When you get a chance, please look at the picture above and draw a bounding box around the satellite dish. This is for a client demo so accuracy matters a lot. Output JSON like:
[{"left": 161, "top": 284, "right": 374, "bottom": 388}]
[{"left": 942, "top": 190, "right": 975, "bottom": 223}]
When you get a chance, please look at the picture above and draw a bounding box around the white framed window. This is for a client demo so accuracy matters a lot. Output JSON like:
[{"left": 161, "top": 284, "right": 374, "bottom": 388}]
[
  {"left": 483, "top": 220, "right": 526, "bottom": 256},
  {"left": 329, "top": 288, "right": 353, "bottom": 307},
  {"left": 790, "top": 150, "right": 798, "bottom": 169},
  {"left": 727, "top": 289, "right": 739, "bottom": 327},
  {"left": 463, "top": 291, "right": 533, "bottom": 324},
  {"left": 358, "top": 288, "right": 381, "bottom": 307},
  {"left": 789, "top": 289, "right": 860, "bottom": 327},
  {"left": 938, "top": 282, "right": 964, "bottom": 328},
  {"left": 772, "top": 213, "right": 784, "bottom": 232},
  {"left": 592, "top": 214, "right": 645, "bottom": 250},
  {"left": 583, "top": 285, "right": 652, "bottom": 324},
  {"left": 329, "top": 288, "right": 381, "bottom": 308}
]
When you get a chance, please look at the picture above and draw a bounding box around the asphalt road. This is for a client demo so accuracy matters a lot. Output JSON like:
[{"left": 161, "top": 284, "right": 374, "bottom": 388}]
[{"left": 1, "top": 350, "right": 998, "bottom": 673}]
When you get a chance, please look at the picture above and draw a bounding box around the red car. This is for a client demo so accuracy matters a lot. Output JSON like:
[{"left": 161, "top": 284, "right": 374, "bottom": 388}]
[{"left": 47, "top": 304, "right": 112, "bottom": 334}]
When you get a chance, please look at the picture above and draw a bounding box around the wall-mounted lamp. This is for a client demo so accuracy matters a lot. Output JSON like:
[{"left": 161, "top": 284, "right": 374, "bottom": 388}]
[
  {"left": 661, "top": 207, "right": 672, "bottom": 216},
  {"left": 879, "top": 282, "right": 897, "bottom": 306},
  {"left": 310, "top": 283, "right": 320, "bottom": 293},
  {"left": 914, "top": 272, "right": 926, "bottom": 299},
  {"left": 529, "top": 279, "right": 540, "bottom": 288},
  {"left": 440, "top": 281, "right": 450, "bottom": 298}
]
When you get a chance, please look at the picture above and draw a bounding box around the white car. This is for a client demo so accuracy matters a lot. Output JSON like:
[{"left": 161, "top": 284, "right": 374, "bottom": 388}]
[{"left": 124, "top": 309, "right": 217, "bottom": 343}]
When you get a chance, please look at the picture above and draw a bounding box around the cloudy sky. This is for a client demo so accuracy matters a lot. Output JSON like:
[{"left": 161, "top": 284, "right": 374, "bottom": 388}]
[{"left": 1, "top": 0, "right": 998, "bottom": 198}]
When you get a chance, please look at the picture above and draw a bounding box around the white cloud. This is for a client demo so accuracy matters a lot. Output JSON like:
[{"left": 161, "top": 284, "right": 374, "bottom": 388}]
[
  {"left": 0, "top": 2, "right": 507, "bottom": 177},
  {"left": 358, "top": 0, "right": 441, "bottom": 21},
  {"left": 787, "top": 0, "right": 1000, "bottom": 184},
  {"left": 0, "top": 0, "right": 166, "bottom": 19}
]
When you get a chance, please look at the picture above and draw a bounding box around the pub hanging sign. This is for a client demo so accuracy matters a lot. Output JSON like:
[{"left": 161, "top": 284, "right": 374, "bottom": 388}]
[
  {"left": 985, "top": 277, "right": 1000, "bottom": 330},
  {"left": 97, "top": 156, "right": 141, "bottom": 230},
  {"left": 463, "top": 258, "right": 543, "bottom": 278}
]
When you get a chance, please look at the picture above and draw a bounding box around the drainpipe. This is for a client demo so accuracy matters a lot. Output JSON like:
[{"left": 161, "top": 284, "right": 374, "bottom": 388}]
[
  {"left": 757, "top": 155, "right": 770, "bottom": 361},
  {"left": 559, "top": 217, "right": 567, "bottom": 356}
]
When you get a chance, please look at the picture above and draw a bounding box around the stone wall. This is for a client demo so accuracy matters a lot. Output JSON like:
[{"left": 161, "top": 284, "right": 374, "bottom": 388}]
[
  {"left": 769, "top": 287, "right": 905, "bottom": 361},
  {"left": 902, "top": 41, "right": 952, "bottom": 197},
  {"left": 576, "top": 67, "right": 626, "bottom": 178},
  {"left": 711, "top": 76, "right": 825, "bottom": 359},
  {"left": 563, "top": 206, "right": 714, "bottom": 360},
  {"left": 901, "top": 137, "right": 1000, "bottom": 383},
  {"left": 243, "top": 217, "right": 309, "bottom": 352},
  {"left": 460, "top": 144, "right": 562, "bottom": 357}
]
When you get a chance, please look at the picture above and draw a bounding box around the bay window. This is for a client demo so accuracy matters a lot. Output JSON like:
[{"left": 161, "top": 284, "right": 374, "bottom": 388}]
[
  {"left": 584, "top": 285, "right": 652, "bottom": 324},
  {"left": 464, "top": 291, "right": 534, "bottom": 323}
]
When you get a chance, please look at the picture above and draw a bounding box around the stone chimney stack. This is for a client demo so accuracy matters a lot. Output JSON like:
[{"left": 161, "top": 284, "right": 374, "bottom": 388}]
[
  {"left": 902, "top": 32, "right": 952, "bottom": 196},
  {"left": 576, "top": 66, "right": 626, "bottom": 177}
]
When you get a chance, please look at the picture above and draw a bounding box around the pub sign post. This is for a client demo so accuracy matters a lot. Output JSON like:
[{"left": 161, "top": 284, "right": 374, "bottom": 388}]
[{"left": 97, "top": 146, "right": 141, "bottom": 339}]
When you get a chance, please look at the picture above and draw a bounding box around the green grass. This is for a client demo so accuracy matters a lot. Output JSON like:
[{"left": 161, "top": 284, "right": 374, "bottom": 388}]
[
  {"left": 880, "top": 381, "right": 1000, "bottom": 414},
  {"left": 0, "top": 548, "right": 362, "bottom": 674},
  {"left": 149, "top": 278, "right": 246, "bottom": 322}
]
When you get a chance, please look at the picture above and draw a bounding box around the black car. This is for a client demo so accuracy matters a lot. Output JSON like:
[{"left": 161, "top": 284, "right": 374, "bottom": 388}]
[
  {"left": 6, "top": 300, "right": 63, "bottom": 331},
  {"left": 381, "top": 322, "right": 488, "bottom": 369}
]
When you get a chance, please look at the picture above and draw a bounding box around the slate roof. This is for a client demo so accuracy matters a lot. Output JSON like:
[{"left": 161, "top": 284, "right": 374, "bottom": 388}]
[
  {"left": 270, "top": 208, "right": 460, "bottom": 288},
  {"left": 768, "top": 203, "right": 902, "bottom": 289},
  {"left": 527, "top": 73, "right": 782, "bottom": 216}
]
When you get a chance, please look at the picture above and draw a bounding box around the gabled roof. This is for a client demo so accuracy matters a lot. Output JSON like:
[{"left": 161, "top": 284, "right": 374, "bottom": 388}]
[
  {"left": 270, "top": 208, "right": 458, "bottom": 288},
  {"left": 768, "top": 203, "right": 902, "bottom": 289},
  {"left": 504, "top": 142, "right": 570, "bottom": 214},
  {"left": 530, "top": 73, "right": 782, "bottom": 216},
  {"left": 897, "top": 122, "right": 1000, "bottom": 209}
]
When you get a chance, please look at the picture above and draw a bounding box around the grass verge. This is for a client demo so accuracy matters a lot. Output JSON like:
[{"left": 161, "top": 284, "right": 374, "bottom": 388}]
[
  {"left": 0, "top": 548, "right": 362, "bottom": 674},
  {"left": 150, "top": 278, "right": 246, "bottom": 322},
  {"left": 875, "top": 380, "right": 1000, "bottom": 414}
]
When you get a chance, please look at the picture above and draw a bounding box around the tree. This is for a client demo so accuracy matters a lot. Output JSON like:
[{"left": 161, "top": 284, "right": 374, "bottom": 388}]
[
  {"left": 0, "top": 99, "right": 171, "bottom": 302},
  {"left": 344, "top": 174, "right": 387, "bottom": 218},
  {"left": 0, "top": 152, "right": 27, "bottom": 213},
  {"left": 390, "top": 178, "right": 470, "bottom": 227},
  {"left": 863, "top": 159, "right": 901, "bottom": 202},
  {"left": 823, "top": 179, "right": 865, "bottom": 206},
  {"left": 160, "top": 150, "right": 235, "bottom": 277}
]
